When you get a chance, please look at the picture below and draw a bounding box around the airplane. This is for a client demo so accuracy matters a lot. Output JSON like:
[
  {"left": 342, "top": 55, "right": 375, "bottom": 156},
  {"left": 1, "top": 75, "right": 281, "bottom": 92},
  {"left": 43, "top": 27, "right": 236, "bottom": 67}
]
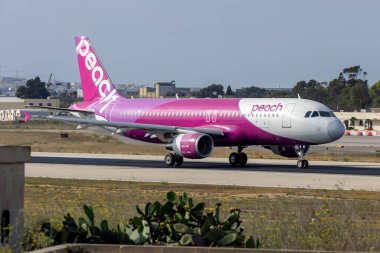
[{"left": 25, "top": 36, "right": 345, "bottom": 168}]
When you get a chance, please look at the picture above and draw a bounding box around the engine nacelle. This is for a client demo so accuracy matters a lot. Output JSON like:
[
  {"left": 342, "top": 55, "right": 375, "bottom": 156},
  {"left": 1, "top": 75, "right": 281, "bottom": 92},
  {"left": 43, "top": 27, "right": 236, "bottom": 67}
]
[
  {"left": 264, "top": 145, "right": 310, "bottom": 158},
  {"left": 172, "top": 133, "right": 214, "bottom": 159}
]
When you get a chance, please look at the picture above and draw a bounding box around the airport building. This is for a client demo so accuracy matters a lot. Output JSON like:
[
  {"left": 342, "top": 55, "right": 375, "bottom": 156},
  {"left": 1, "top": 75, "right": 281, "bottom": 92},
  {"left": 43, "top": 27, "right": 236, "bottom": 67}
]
[
  {"left": 335, "top": 111, "right": 380, "bottom": 131},
  {"left": 0, "top": 97, "right": 24, "bottom": 110},
  {"left": 0, "top": 97, "right": 60, "bottom": 109},
  {"left": 23, "top": 98, "right": 60, "bottom": 107},
  {"left": 139, "top": 81, "right": 191, "bottom": 98},
  {"left": 0, "top": 97, "right": 59, "bottom": 122}
]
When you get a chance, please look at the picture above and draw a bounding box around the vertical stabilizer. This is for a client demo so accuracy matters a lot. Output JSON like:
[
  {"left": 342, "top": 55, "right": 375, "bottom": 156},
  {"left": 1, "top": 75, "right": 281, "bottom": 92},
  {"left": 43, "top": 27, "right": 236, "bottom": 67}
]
[{"left": 74, "top": 36, "right": 117, "bottom": 102}]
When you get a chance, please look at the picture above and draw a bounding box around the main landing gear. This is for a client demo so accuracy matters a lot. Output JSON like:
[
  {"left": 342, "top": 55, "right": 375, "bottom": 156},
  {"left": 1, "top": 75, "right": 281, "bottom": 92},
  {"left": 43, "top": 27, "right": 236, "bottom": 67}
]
[
  {"left": 229, "top": 146, "right": 248, "bottom": 167},
  {"left": 296, "top": 145, "right": 309, "bottom": 169},
  {"left": 165, "top": 153, "right": 183, "bottom": 167}
]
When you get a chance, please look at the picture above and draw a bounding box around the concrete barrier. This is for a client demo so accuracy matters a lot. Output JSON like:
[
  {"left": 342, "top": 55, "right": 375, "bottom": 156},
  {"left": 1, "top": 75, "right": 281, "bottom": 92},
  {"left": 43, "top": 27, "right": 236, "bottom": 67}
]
[
  {"left": 345, "top": 130, "right": 380, "bottom": 137},
  {"left": 0, "top": 146, "right": 30, "bottom": 253}
]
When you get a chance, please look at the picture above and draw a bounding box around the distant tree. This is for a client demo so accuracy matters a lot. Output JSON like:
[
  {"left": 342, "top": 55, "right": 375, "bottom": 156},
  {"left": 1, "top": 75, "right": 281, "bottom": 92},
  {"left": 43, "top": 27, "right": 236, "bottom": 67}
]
[
  {"left": 291, "top": 81, "right": 307, "bottom": 97},
  {"left": 342, "top": 65, "right": 362, "bottom": 81},
  {"left": 369, "top": 81, "right": 380, "bottom": 107},
  {"left": 225, "top": 85, "right": 233, "bottom": 96},
  {"left": 290, "top": 66, "right": 372, "bottom": 111},
  {"left": 347, "top": 82, "right": 371, "bottom": 110},
  {"left": 326, "top": 78, "right": 347, "bottom": 111},
  {"left": 197, "top": 84, "right": 224, "bottom": 98},
  {"left": 265, "top": 90, "right": 290, "bottom": 98},
  {"left": 290, "top": 80, "right": 327, "bottom": 103},
  {"left": 16, "top": 86, "right": 27, "bottom": 98},
  {"left": 235, "top": 86, "right": 267, "bottom": 98},
  {"left": 16, "top": 76, "right": 50, "bottom": 99}
]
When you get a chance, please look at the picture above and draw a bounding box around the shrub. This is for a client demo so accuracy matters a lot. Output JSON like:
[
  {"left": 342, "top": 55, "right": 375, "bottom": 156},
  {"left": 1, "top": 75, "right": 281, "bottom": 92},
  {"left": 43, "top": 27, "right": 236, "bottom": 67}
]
[{"left": 36, "top": 191, "right": 260, "bottom": 249}]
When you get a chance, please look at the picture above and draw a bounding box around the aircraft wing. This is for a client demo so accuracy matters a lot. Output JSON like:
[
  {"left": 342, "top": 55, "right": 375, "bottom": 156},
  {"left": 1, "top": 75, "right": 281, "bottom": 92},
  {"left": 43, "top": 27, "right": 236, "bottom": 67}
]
[
  {"left": 24, "top": 113, "right": 224, "bottom": 137},
  {"left": 25, "top": 105, "right": 95, "bottom": 115}
]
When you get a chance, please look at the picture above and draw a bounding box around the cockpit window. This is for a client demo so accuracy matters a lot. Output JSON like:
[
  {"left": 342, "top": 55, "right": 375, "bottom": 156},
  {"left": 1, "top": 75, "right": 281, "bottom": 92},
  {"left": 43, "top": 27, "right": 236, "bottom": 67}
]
[
  {"left": 319, "top": 111, "right": 331, "bottom": 117},
  {"left": 311, "top": 111, "right": 319, "bottom": 117},
  {"left": 304, "top": 111, "right": 311, "bottom": 117},
  {"left": 330, "top": 111, "right": 336, "bottom": 117}
]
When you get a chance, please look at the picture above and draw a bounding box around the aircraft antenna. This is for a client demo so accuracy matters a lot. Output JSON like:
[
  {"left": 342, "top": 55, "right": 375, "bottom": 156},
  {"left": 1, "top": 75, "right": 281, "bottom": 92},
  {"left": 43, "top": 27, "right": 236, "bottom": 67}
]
[{"left": 297, "top": 93, "right": 301, "bottom": 99}]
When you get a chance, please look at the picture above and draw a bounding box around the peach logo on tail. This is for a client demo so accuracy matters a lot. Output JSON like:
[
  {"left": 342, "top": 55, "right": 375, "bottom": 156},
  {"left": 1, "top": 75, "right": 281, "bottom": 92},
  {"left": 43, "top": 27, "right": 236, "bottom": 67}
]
[
  {"left": 251, "top": 103, "right": 283, "bottom": 113},
  {"left": 76, "top": 38, "right": 111, "bottom": 98}
]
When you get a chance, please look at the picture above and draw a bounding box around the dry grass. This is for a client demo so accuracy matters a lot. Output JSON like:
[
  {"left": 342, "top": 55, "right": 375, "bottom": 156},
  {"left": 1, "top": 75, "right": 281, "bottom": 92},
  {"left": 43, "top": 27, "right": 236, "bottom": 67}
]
[{"left": 24, "top": 178, "right": 380, "bottom": 251}]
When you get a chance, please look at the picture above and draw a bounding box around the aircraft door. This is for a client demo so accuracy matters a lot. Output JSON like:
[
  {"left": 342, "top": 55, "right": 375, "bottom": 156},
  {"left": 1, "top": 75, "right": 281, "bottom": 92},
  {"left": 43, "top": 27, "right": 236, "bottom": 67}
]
[
  {"left": 206, "top": 110, "right": 217, "bottom": 123},
  {"left": 282, "top": 103, "right": 296, "bottom": 128},
  {"left": 211, "top": 110, "right": 217, "bottom": 123}
]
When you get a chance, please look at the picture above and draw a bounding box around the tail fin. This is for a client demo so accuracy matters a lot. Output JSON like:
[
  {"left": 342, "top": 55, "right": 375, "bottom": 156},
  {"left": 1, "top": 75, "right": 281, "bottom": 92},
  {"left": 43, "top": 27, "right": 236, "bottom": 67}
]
[{"left": 75, "top": 36, "right": 117, "bottom": 102}]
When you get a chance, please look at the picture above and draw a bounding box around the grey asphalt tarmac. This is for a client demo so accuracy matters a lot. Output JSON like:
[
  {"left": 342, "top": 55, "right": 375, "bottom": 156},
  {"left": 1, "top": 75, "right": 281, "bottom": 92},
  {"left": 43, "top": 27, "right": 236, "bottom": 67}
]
[{"left": 27, "top": 153, "right": 380, "bottom": 191}]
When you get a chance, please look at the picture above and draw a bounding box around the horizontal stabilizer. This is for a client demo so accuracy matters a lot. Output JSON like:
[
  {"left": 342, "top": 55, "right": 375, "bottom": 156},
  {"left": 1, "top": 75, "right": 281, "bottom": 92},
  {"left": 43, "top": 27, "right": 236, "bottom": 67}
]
[{"left": 25, "top": 105, "right": 94, "bottom": 115}]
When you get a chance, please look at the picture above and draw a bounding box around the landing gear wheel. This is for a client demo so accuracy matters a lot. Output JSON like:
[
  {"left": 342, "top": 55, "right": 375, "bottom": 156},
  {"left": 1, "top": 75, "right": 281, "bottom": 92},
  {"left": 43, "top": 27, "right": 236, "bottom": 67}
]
[
  {"left": 229, "top": 152, "right": 239, "bottom": 166},
  {"left": 174, "top": 155, "right": 184, "bottom": 167},
  {"left": 238, "top": 152, "right": 248, "bottom": 166},
  {"left": 165, "top": 153, "right": 175, "bottom": 166},
  {"left": 297, "top": 159, "right": 309, "bottom": 169}
]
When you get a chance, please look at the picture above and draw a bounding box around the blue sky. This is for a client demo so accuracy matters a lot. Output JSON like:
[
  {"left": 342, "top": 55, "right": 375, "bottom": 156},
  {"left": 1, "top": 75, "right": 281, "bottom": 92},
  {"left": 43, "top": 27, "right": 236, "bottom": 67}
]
[{"left": 0, "top": 0, "right": 379, "bottom": 89}]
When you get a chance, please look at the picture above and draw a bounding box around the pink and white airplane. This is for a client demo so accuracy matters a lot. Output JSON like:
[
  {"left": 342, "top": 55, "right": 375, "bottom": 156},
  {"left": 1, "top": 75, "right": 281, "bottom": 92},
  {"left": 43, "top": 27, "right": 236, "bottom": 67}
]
[{"left": 26, "top": 36, "right": 345, "bottom": 168}]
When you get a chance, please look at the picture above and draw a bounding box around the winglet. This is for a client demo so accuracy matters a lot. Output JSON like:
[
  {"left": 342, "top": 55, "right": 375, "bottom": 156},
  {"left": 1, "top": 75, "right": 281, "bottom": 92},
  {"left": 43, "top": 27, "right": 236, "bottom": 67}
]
[{"left": 23, "top": 111, "right": 31, "bottom": 123}]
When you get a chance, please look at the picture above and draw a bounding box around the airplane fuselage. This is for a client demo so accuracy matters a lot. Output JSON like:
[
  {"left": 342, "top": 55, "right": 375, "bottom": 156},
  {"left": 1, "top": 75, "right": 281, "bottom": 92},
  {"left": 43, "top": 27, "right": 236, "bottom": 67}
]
[{"left": 72, "top": 96, "right": 345, "bottom": 147}]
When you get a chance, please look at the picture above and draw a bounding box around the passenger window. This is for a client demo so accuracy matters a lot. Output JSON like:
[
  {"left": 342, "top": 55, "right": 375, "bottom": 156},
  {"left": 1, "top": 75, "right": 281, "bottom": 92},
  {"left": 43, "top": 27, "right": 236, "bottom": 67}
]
[
  {"left": 311, "top": 111, "right": 319, "bottom": 117},
  {"left": 319, "top": 111, "right": 331, "bottom": 117},
  {"left": 304, "top": 111, "right": 311, "bottom": 117}
]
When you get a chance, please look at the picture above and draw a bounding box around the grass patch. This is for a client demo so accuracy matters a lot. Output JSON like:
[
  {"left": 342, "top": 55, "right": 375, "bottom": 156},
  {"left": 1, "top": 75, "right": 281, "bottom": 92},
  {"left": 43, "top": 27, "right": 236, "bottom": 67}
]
[{"left": 24, "top": 178, "right": 380, "bottom": 251}]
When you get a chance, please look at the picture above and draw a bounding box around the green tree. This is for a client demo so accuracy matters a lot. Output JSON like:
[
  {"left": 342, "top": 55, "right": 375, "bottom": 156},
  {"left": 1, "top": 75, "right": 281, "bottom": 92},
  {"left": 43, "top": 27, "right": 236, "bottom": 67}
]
[
  {"left": 236, "top": 86, "right": 267, "bottom": 98},
  {"left": 342, "top": 65, "right": 362, "bottom": 82},
  {"left": 291, "top": 81, "right": 307, "bottom": 97},
  {"left": 347, "top": 82, "right": 371, "bottom": 110},
  {"left": 265, "top": 90, "right": 290, "bottom": 98},
  {"left": 325, "top": 79, "right": 346, "bottom": 111},
  {"left": 225, "top": 85, "right": 233, "bottom": 96},
  {"left": 16, "top": 76, "right": 50, "bottom": 99},
  {"left": 291, "top": 80, "right": 327, "bottom": 103},
  {"left": 369, "top": 81, "right": 380, "bottom": 107},
  {"left": 197, "top": 84, "right": 224, "bottom": 98}
]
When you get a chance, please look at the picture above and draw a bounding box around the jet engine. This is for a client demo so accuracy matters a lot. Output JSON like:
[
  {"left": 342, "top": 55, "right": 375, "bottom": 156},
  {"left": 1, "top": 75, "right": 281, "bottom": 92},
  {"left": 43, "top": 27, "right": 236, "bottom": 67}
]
[
  {"left": 264, "top": 145, "right": 310, "bottom": 158},
  {"left": 171, "top": 133, "right": 214, "bottom": 159}
]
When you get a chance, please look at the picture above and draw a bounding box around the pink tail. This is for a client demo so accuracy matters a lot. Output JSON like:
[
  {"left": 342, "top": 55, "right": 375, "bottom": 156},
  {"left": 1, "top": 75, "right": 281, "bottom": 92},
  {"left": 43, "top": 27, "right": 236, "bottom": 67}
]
[
  {"left": 23, "top": 111, "right": 31, "bottom": 123},
  {"left": 75, "top": 36, "right": 117, "bottom": 102}
]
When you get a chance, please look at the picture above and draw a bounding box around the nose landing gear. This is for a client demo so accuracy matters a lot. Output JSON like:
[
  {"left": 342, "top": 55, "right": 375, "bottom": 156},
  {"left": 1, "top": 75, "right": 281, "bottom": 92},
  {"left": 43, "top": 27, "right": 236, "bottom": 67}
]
[
  {"left": 296, "top": 145, "right": 309, "bottom": 169},
  {"left": 229, "top": 146, "right": 248, "bottom": 167},
  {"left": 297, "top": 159, "right": 309, "bottom": 169}
]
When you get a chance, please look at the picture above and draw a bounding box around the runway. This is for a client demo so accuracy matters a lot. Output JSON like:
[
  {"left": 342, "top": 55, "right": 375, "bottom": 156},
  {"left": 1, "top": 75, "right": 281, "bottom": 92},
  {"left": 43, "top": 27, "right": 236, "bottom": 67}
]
[{"left": 27, "top": 152, "right": 380, "bottom": 191}]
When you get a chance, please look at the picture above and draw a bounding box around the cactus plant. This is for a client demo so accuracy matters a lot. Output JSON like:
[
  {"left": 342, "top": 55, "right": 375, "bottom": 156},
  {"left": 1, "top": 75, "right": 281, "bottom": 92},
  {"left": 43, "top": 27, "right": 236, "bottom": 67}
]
[{"left": 39, "top": 191, "right": 261, "bottom": 248}]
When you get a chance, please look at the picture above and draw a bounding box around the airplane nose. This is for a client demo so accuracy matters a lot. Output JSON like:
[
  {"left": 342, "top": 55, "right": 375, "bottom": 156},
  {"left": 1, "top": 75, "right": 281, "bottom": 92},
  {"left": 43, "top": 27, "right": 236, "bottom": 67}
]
[{"left": 327, "top": 120, "right": 345, "bottom": 141}]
